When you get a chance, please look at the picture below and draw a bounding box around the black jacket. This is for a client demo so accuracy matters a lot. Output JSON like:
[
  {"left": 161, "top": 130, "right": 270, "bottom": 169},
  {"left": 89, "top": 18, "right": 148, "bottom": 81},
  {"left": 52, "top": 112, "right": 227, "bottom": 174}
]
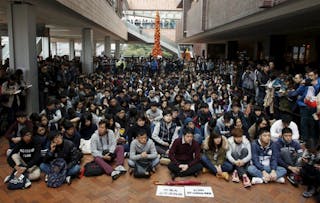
[{"left": 43, "top": 139, "right": 81, "bottom": 169}]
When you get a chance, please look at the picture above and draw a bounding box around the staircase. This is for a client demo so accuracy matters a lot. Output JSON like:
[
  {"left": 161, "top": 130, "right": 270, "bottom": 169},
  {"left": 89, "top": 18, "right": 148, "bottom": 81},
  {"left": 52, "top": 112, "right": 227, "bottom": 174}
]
[{"left": 125, "top": 21, "right": 179, "bottom": 56}]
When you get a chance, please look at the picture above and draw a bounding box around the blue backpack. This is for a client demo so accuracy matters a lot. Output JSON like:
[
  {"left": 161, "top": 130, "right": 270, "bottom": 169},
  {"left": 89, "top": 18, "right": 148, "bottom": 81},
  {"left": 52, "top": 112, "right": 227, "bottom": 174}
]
[{"left": 47, "top": 158, "right": 67, "bottom": 188}]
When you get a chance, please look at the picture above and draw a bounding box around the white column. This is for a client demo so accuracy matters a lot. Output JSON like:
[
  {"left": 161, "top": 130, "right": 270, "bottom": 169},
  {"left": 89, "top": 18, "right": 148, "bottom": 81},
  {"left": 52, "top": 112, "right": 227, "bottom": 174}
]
[
  {"left": 0, "top": 36, "right": 2, "bottom": 65},
  {"left": 69, "top": 39, "right": 75, "bottom": 60},
  {"left": 8, "top": 2, "right": 38, "bottom": 113},
  {"left": 41, "top": 37, "right": 50, "bottom": 59},
  {"left": 115, "top": 40, "right": 120, "bottom": 58},
  {"left": 93, "top": 40, "right": 97, "bottom": 57},
  {"left": 82, "top": 28, "right": 93, "bottom": 73},
  {"left": 104, "top": 36, "right": 111, "bottom": 57}
]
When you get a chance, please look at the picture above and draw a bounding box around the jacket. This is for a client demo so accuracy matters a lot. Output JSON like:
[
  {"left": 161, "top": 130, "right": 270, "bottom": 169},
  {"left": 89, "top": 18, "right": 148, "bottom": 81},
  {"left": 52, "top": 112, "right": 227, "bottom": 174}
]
[
  {"left": 251, "top": 139, "right": 278, "bottom": 171},
  {"left": 43, "top": 139, "right": 80, "bottom": 169},
  {"left": 226, "top": 136, "right": 252, "bottom": 164},
  {"left": 275, "top": 138, "right": 303, "bottom": 169},
  {"left": 202, "top": 135, "right": 229, "bottom": 166},
  {"left": 90, "top": 129, "right": 117, "bottom": 157}
]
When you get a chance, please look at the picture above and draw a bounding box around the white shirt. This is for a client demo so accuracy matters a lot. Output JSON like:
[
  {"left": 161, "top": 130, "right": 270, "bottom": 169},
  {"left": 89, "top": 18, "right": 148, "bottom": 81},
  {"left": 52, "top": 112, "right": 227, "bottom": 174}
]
[{"left": 270, "top": 120, "right": 300, "bottom": 141}]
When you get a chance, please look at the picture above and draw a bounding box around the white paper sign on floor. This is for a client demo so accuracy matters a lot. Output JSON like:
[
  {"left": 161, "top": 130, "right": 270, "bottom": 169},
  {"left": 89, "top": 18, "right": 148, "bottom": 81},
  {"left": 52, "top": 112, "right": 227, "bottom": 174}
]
[
  {"left": 156, "top": 186, "right": 185, "bottom": 198},
  {"left": 184, "top": 186, "right": 214, "bottom": 198}
]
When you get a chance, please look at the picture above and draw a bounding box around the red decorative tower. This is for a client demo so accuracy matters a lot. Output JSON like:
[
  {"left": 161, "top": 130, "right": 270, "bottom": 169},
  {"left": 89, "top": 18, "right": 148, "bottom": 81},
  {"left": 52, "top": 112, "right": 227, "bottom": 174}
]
[{"left": 152, "top": 11, "right": 162, "bottom": 57}]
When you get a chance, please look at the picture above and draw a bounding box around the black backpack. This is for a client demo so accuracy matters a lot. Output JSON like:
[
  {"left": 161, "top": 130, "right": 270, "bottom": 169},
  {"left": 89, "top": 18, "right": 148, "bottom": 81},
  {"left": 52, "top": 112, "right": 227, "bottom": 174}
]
[
  {"left": 84, "top": 161, "right": 104, "bottom": 177},
  {"left": 133, "top": 159, "right": 153, "bottom": 178}
]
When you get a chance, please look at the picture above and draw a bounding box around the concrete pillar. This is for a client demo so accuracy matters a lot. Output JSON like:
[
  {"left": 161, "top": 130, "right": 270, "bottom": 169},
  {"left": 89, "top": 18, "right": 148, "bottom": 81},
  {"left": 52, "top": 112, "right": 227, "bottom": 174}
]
[
  {"left": 8, "top": 2, "right": 39, "bottom": 113},
  {"left": 104, "top": 36, "right": 111, "bottom": 57},
  {"left": 69, "top": 39, "right": 75, "bottom": 60},
  {"left": 82, "top": 28, "right": 93, "bottom": 73},
  {"left": 115, "top": 40, "right": 120, "bottom": 58},
  {"left": 93, "top": 40, "right": 97, "bottom": 56},
  {"left": 0, "top": 36, "right": 2, "bottom": 65},
  {"left": 42, "top": 37, "right": 50, "bottom": 59}
]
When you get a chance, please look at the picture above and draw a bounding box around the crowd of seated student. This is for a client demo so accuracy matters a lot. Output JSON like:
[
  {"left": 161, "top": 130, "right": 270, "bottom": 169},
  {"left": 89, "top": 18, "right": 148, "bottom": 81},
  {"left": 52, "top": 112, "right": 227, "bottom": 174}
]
[{"left": 0, "top": 55, "right": 320, "bottom": 199}]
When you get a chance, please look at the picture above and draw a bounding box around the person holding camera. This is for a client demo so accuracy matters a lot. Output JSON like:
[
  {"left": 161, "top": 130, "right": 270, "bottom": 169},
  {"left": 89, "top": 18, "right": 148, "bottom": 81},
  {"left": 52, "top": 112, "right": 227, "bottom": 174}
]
[{"left": 90, "top": 120, "right": 127, "bottom": 180}]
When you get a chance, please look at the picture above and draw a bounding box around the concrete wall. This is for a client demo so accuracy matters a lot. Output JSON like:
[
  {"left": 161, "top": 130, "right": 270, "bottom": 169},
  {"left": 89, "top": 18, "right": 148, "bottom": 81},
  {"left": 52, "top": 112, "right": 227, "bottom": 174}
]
[
  {"left": 186, "top": 0, "right": 203, "bottom": 37},
  {"left": 206, "top": 0, "right": 262, "bottom": 30},
  {"left": 127, "top": 0, "right": 182, "bottom": 10},
  {"left": 56, "top": 0, "right": 127, "bottom": 40}
]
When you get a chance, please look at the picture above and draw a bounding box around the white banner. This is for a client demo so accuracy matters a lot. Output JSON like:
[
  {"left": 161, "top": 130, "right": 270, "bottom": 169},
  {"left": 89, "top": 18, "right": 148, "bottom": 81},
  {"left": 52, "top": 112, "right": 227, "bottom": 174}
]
[
  {"left": 156, "top": 186, "right": 185, "bottom": 198},
  {"left": 184, "top": 186, "right": 214, "bottom": 198}
]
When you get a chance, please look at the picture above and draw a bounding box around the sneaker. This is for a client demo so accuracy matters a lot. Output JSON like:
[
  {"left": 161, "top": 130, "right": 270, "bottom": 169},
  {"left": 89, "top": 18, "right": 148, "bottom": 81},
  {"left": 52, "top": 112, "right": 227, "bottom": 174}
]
[
  {"left": 242, "top": 175, "right": 252, "bottom": 188},
  {"left": 232, "top": 170, "right": 240, "bottom": 183},
  {"left": 303, "top": 186, "right": 316, "bottom": 198},
  {"left": 202, "top": 167, "right": 209, "bottom": 173},
  {"left": 111, "top": 170, "right": 121, "bottom": 180},
  {"left": 114, "top": 165, "right": 127, "bottom": 174},
  {"left": 44, "top": 175, "right": 48, "bottom": 183},
  {"left": 251, "top": 177, "right": 264, "bottom": 185},
  {"left": 160, "top": 157, "right": 171, "bottom": 165},
  {"left": 3, "top": 175, "right": 11, "bottom": 183},
  {"left": 65, "top": 176, "right": 71, "bottom": 185},
  {"left": 123, "top": 152, "right": 129, "bottom": 158},
  {"left": 287, "top": 174, "right": 299, "bottom": 187},
  {"left": 276, "top": 177, "right": 285, "bottom": 184},
  {"left": 24, "top": 178, "right": 32, "bottom": 189},
  {"left": 217, "top": 172, "right": 229, "bottom": 181}
]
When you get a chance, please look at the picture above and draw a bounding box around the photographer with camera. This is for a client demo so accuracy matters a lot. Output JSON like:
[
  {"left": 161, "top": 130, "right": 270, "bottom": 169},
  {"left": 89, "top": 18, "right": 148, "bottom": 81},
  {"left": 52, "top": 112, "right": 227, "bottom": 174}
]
[{"left": 90, "top": 119, "right": 127, "bottom": 180}]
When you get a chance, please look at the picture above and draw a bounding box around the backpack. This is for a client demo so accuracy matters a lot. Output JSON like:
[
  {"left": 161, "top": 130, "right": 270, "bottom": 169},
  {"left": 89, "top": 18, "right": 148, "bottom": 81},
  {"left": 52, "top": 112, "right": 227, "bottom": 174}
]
[
  {"left": 133, "top": 159, "right": 153, "bottom": 178},
  {"left": 7, "top": 171, "right": 29, "bottom": 190},
  {"left": 47, "top": 158, "right": 67, "bottom": 188},
  {"left": 84, "top": 161, "right": 104, "bottom": 177}
]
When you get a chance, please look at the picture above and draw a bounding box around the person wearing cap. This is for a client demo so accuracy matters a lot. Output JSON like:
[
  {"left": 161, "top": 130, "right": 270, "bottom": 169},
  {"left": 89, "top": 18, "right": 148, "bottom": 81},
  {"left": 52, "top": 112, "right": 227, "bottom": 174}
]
[
  {"left": 40, "top": 130, "right": 81, "bottom": 184},
  {"left": 5, "top": 111, "right": 33, "bottom": 156},
  {"left": 201, "top": 130, "right": 232, "bottom": 181},
  {"left": 226, "top": 128, "right": 252, "bottom": 187},
  {"left": 6, "top": 127, "right": 41, "bottom": 183},
  {"left": 168, "top": 128, "right": 202, "bottom": 180},
  {"left": 146, "top": 102, "right": 163, "bottom": 124},
  {"left": 270, "top": 115, "right": 300, "bottom": 142},
  {"left": 152, "top": 110, "right": 180, "bottom": 155},
  {"left": 179, "top": 117, "right": 203, "bottom": 144}
]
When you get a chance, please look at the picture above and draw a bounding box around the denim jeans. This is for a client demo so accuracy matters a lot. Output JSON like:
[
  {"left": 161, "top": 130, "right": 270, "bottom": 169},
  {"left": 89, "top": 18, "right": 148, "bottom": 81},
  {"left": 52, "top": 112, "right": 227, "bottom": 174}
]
[
  {"left": 247, "top": 165, "right": 287, "bottom": 179},
  {"left": 40, "top": 163, "right": 81, "bottom": 177},
  {"left": 300, "top": 106, "right": 316, "bottom": 142},
  {"left": 201, "top": 154, "right": 233, "bottom": 175}
]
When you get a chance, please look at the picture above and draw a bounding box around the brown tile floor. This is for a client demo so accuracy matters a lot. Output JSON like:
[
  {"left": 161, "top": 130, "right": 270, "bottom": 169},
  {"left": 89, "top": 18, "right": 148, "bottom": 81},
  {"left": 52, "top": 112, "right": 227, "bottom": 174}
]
[{"left": 0, "top": 137, "right": 317, "bottom": 203}]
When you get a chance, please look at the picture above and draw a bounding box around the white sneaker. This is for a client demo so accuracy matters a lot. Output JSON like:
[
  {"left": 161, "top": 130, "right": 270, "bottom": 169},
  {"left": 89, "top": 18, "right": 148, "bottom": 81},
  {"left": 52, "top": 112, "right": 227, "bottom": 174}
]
[
  {"left": 276, "top": 177, "right": 285, "bottom": 184},
  {"left": 111, "top": 170, "right": 121, "bottom": 180},
  {"left": 114, "top": 165, "right": 127, "bottom": 174},
  {"left": 44, "top": 175, "right": 48, "bottom": 182},
  {"left": 24, "top": 178, "right": 32, "bottom": 188},
  {"left": 3, "top": 175, "right": 11, "bottom": 183},
  {"left": 65, "top": 176, "right": 71, "bottom": 185},
  {"left": 251, "top": 177, "right": 264, "bottom": 184}
]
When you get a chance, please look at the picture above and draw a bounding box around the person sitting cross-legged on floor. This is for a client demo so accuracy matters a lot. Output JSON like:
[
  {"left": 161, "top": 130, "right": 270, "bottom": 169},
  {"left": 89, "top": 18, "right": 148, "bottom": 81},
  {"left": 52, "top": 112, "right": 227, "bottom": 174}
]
[
  {"left": 275, "top": 127, "right": 303, "bottom": 187},
  {"left": 248, "top": 128, "right": 287, "bottom": 184},
  {"left": 40, "top": 130, "right": 81, "bottom": 184},
  {"left": 201, "top": 130, "right": 233, "bottom": 181},
  {"left": 90, "top": 119, "right": 126, "bottom": 180},
  {"left": 168, "top": 127, "right": 203, "bottom": 180},
  {"left": 5, "top": 127, "right": 41, "bottom": 186},
  {"left": 226, "top": 128, "right": 252, "bottom": 187},
  {"left": 128, "top": 129, "right": 159, "bottom": 175}
]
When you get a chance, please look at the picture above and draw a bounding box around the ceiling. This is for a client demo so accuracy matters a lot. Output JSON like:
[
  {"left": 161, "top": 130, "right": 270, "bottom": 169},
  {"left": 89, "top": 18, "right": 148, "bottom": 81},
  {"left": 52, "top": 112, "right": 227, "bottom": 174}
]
[{"left": 0, "top": 0, "right": 123, "bottom": 42}]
